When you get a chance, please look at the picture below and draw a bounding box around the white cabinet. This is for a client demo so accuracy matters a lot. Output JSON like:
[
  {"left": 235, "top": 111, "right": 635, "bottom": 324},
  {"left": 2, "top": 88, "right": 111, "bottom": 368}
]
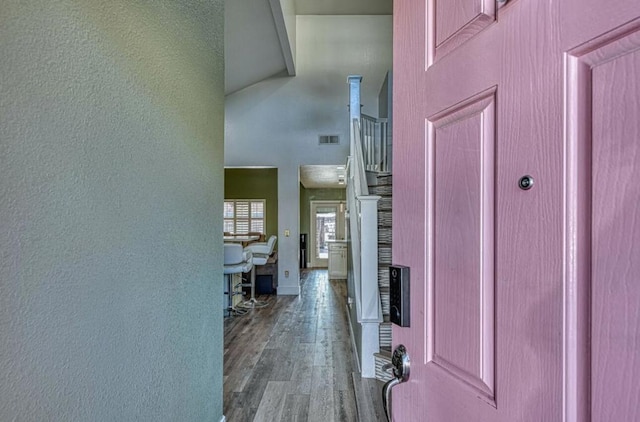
[{"left": 328, "top": 241, "right": 347, "bottom": 279}]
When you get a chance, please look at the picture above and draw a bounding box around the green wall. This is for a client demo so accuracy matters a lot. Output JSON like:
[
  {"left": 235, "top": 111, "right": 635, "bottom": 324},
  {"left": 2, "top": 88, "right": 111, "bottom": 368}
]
[
  {"left": 225, "top": 168, "right": 278, "bottom": 242},
  {"left": 299, "top": 185, "right": 347, "bottom": 239}
]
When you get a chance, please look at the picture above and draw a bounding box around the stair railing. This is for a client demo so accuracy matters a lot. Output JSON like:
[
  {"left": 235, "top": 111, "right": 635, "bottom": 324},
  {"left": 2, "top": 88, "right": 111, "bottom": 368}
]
[
  {"left": 361, "top": 114, "right": 390, "bottom": 173},
  {"left": 348, "top": 117, "right": 381, "bottom": 322},
  {"left": 346, "top": 75, "right": 382, "bottom": 378}
]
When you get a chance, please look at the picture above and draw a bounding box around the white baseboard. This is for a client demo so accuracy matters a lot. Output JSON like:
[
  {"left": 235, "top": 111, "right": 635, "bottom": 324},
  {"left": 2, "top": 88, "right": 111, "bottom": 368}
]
[
  {"left": 360, "top": 321, "right": 380, "bottom": 378},
  {"left": 277, "top": 285, "right": 300, "bottom": 295}
]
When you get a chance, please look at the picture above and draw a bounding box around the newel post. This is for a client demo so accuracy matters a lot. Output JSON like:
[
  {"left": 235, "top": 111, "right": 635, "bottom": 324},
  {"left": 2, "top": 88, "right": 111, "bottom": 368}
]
[
  {"left": 359, "top": 195, "right": 381, "bottom": 378},
  {"left": 358, "top": 195, "right": 381, "bottom": 321}
]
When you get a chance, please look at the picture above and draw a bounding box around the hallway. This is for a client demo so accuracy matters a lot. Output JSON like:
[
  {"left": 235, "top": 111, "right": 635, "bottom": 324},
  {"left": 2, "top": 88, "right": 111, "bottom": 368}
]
[{"left": 223, "top": 270, "right": 385, "bottom": 421}]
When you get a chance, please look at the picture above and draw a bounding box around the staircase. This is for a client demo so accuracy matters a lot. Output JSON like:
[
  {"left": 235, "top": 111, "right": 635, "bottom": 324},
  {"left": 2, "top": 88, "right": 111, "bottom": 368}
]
[
  {"left": 370, "top": 173, "right": 394, "bottom": 383},
  {"left": 345, "top": 74, "right": 395, "bottom": 383}
]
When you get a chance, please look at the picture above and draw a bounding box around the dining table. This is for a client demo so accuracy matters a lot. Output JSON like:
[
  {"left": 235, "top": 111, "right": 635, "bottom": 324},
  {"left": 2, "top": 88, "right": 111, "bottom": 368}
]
[{"left": 223, "top": 235, "right": 260, "bottom": 247}]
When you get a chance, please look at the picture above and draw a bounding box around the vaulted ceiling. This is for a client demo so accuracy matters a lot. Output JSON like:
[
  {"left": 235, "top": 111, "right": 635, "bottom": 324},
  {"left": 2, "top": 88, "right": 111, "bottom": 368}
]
[
  {"left": 225, "top": 0, "right": 392, "bottom": 95},
  {"left": 225, "top": 0, "right": 392, "bottom": 188}
]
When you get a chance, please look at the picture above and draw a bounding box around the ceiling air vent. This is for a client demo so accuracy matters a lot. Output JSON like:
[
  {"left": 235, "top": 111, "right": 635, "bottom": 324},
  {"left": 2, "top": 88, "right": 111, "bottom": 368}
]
[{"left": 318, "top": 135, "right": 340, "bottom": 145}]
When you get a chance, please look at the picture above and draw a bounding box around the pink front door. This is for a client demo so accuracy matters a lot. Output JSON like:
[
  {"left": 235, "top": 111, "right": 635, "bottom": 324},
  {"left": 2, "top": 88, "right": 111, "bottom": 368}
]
[{"left": 393, "top": 0, "right": 640, "bottom": 421}]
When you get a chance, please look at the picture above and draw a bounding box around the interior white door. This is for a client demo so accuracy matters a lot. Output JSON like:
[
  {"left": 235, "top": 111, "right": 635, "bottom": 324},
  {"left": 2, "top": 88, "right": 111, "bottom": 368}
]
[{"left": 309, "top": 201, "right": 345, "bottom": 268}]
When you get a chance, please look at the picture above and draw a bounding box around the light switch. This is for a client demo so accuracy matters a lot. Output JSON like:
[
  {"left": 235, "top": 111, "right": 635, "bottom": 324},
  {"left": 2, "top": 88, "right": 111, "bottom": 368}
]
[{"left": 284, "top": 229, "right": 290, "bottom": 237}]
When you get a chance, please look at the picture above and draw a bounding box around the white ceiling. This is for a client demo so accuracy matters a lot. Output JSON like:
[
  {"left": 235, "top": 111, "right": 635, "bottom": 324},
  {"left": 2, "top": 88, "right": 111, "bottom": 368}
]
[{"left": 300, "top": 165, "right": 347, "bottom": 189}]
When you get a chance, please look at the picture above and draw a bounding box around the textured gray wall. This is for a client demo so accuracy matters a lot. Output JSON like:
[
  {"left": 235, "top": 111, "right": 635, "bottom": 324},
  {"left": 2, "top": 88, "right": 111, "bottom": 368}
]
[{"left": 0, "top": 1, "right": 225, "bottom": 420}]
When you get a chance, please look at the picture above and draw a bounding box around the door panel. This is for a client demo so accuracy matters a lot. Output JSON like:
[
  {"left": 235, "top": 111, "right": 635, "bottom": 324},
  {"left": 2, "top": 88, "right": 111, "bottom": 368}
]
[
  {"left": 591, "top": 46, "right": 640, "bottom": 421},
  {"left": 430, "top": 90, "right": 496, "bottom": 400},
  {"left": 432, "top": 0, "right": 495, "bottom": 62},
  {"left": 565, "top": 20, "right": 640, "bottom": 421},
  {"left": 393, "top": 0, "right": 640, "bottom": 421}
]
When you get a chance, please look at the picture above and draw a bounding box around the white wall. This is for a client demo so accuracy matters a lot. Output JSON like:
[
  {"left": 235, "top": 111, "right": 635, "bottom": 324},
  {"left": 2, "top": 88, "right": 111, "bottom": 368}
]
[
  {"left": 225, "top": 15, "right": 392, "bottom": 294},
  {"left": 0, "top": 1, "right": 226, "bottom": 420}
]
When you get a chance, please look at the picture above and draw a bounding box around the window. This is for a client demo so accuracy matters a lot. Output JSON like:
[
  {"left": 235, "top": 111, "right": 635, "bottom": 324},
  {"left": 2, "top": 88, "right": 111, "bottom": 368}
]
[{"left": 224, "top": 199, "right": 265, "bottom": 234}]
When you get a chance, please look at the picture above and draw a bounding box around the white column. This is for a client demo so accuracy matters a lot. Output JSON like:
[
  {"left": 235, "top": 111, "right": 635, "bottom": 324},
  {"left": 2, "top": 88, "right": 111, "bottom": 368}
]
[
  {"left": 277, "top": 164, "right": 300, "bottom": 295},
  {"left": 357, "top": 195, "right": 381, "bottom": 378},
  {"left": 358, "top": 195, "right": 381, "bottom": 321}
]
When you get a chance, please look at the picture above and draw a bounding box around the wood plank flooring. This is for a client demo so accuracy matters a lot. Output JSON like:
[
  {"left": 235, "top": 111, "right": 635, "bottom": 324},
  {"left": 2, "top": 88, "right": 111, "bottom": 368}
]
[{"left": 223, "top": 269, "right": 386, "bottom": 422}]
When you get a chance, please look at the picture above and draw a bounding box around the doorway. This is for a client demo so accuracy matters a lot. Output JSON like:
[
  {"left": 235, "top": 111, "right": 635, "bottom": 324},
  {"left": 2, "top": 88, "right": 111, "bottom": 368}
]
[{"left": 309, "top": 201, "right": 345, "bottom": 268}]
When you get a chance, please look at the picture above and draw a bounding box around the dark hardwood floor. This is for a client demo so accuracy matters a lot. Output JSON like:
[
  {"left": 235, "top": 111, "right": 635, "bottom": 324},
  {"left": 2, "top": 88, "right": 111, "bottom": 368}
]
[{"left": 223, "top": 269, "right": 386, "bottom": 422}]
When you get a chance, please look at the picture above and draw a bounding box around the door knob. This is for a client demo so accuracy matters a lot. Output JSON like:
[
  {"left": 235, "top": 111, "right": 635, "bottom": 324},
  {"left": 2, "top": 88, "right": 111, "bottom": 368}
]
[{"left": 382, "top": 344, "right": 410, "bottom": 421}]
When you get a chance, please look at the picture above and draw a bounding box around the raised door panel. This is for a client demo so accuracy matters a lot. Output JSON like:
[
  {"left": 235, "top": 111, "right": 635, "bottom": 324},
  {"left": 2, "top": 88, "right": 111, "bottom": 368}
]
[
  {"left": 429, "top": 90, "right": 495, "bottom": 400},
  {"left": 591, "top": 47, "right": 640, "bottom": 421},
  {"left": 565, "top": 22, "right": 640, "bottom": 422},
  {"left": 431, "top": 0, "right": 495, "bottom": 62}
]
